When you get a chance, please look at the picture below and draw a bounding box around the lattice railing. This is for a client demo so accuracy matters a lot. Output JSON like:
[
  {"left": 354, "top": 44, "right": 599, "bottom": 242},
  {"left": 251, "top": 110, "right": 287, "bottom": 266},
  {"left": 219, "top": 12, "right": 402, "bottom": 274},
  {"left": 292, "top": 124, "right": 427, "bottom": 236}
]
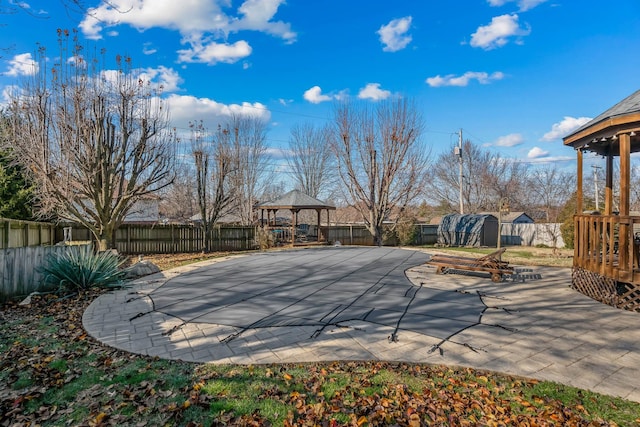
[{"left": 572, "top": 267, "right": 640, "bottom": 312}]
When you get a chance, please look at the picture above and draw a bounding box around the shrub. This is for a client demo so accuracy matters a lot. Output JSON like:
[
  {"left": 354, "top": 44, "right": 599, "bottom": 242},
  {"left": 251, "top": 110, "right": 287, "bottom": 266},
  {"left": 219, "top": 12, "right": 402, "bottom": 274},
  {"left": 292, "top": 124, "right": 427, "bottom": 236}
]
[
  {"left": 41, "top": 247, "right": 125, "bottom": 292},
  {"left": 255, "top": 227, "right": 275, "bottom": 250},
  {"left": 394, "top": 216, "right": 418, "bottom": 246},
  {"left": 560, "top": 217, "right": 574, "bottom": 249}
]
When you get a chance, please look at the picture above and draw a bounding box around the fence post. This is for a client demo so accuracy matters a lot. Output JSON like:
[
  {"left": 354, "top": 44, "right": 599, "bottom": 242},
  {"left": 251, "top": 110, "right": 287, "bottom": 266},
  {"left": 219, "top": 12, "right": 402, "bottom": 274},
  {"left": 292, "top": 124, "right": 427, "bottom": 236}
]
[
  {"left": 171, "top": 224, "right": 175, "bottom": 254},
  {"left": 3, "top": 221, "right": 9, "bottom": 248}
]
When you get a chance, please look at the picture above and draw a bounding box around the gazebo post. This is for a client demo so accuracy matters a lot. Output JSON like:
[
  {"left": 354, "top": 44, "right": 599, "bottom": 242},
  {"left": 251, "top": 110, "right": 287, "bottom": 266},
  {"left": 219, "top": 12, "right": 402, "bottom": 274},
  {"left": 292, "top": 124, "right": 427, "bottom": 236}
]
[
  {"left": 604, "top": 150, "right": 613, "bottom": 215},
  {"left": 576, "top": 149, "right": 583, "bottom": 213},
  {"left": 326, "top": 209, "right": 331, "bottom": 243},
  {"left": 316, "top": 209, "right": 321, "bottom": 243},
  {"left": 620, "top": 133, "right": 631, "bottom": 216},
  {"left": 619, "top": 133, "right": 631, "bottom": 269},
  {"left": 291, "top": 209, "right": 298, "bottom": 246}
]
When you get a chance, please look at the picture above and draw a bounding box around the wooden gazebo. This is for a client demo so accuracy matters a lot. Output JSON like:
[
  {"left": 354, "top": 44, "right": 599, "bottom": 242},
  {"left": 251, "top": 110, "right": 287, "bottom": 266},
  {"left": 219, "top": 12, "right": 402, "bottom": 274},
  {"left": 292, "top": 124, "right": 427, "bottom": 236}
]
[
  {"left": 256, "top": 190, "right": 335, "bottom": 245},
  {"left": 563, "top": 89, "right": 640, "bottom": 311}
]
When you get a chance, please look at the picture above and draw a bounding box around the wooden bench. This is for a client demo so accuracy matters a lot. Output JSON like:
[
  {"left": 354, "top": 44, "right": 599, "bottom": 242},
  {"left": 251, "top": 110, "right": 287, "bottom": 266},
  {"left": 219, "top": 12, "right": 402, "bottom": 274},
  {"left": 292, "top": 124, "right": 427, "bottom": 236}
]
[{"left": 426, "top": 248, "right": 514, "bottom": 282}]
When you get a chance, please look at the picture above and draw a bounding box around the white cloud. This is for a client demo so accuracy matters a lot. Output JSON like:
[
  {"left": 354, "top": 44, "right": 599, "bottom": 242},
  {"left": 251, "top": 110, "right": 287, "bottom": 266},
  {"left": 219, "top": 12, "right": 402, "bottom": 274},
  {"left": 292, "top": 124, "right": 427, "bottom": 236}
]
[
  {"left": 335, "top": 89, "right": 350, "bottom": 101},
  {"left": 541, "top": 116, "right": 592, "bottom": 141},
  {"left": 522, "top": 155, "right": 574, "bottom": 164},
  {"left": 143, "top": 43, "right": 157, "bottom": 55},
  {"left": 487, "top": 0, "right": 548, "bottom": 11},
  {"left": 303, "top": 86, "right": 333, "bottom": 104},
  {"left": 265, "top": 147, "right": 289, "bottom": 160},
  {"left": 3, "top": 52, "right": 38, "bottom": 76},
  {"left": 426, "top": 71, "right": 505, "bottom": 87},
  {"left": 164, "top": 94, "right": 271, "bottom": 132},
  {"left": 1, "top": 85, "right": 21, "bottom": 106},
  {"left": 358, "top": 83, "right": 391, "bottom": 101},
  {"left": 528, "top": 146, "right": 549, "bottom": 159},
  {"left": 177, "top": 39, "right": 252, "bottom": 65},
  {"left": 494, "top": 133, "right": 524, "bottom": 147},
  {"left": 137, "top": 66, "right": 183, "bottom": 92},
  {"left": 231, "top": 0, "right": 297, "bottom": 43},
  {"left": 278, "top": 98, "right": 293, "bottom": 106},
  {"left": 470, "top": 14, "right": 530, "bottom": 50},
  {"left": 67, "top": 55, "right": 87, "bottom": 69},
  {"left": 79, "top": 0, "right": 295, "bottom": 64},
  {"left": 80, "top": 0, "right": 227, "bottom": 39},
  {"left": 377, "top": 16, "right": 412, "bottom": 52},
  {"left": 12, "top": 1, "right": 31, "bottom": 10},
  {"left": 98, "top": 66, "right": 183, "bottom": 93}
]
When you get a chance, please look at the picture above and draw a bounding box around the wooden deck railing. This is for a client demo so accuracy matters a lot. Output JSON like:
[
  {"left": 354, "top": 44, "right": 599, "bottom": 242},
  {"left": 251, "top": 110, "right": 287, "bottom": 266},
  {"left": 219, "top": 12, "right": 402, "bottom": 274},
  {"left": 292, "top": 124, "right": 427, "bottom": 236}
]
[{"left": 574, "top": 214, "right": 640, "bottom": 284}]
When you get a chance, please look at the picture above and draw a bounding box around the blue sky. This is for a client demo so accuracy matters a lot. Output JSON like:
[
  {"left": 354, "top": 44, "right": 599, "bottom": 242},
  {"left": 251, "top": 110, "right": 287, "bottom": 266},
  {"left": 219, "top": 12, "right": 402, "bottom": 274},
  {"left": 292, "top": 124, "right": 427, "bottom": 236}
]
[{"left": 2, "top": 0, "right": 640, "bottom": 169}]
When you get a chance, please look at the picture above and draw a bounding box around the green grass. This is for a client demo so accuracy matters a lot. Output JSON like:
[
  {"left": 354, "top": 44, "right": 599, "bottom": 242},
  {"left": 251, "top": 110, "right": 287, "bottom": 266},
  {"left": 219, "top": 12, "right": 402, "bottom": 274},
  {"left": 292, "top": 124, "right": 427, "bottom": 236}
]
[
  {"left": 526, "top": 381, "right": 640, "bottom": 425},
  {"left": 2, "top": 281, "right": 639, "bottom": 426},
  {"left": 423, "top": 245, "right": 574, "bottom": 268},
  {"left": 430, "top": 246, "right": 535, "bottom": 257}
]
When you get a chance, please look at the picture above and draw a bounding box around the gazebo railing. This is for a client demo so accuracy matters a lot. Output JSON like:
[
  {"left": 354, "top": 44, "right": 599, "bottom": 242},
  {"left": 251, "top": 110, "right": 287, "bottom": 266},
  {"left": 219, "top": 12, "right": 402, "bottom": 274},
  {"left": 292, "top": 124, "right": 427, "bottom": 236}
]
[
  {"left": 264, "top": 226, "right": 294, "bottom": 244},
  {"left": 574, "top": 214, "right": 640, "bottom": 284}
]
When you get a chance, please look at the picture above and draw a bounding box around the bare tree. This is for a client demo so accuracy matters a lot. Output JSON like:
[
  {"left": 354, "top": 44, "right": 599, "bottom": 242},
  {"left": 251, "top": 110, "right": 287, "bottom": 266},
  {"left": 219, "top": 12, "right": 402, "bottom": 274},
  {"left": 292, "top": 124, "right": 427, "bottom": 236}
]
[
  {"left": 2, "top": 31, "right": 175, "bottom": 250},
  {"left": 429, "top": 140, "right": 488, "bottom": 213},
  {"left": 528, "top": 164, "right": 574, "bottom": 251},
  {"left": 260, "top": 179, "right": 288, "bottom": 202},
  {"left": 331, "top": 98, "right": 430, "bottom": 246},
  {"left": 1, "top": 1, "right": 129, "bottom": 55},
  {"left": 630, "top": 164, "right": 640, "bottom": 212},
  {"left": 224, "top": 114, "right": 271, "bottom": 225},
  {"left": 191, "top": 121, "right": 235, "bottom": 252},
  {"left": 287, "top": 122, "right": 334, "bottom": 199},
  {"left": 429, "top": 139, "right": 529, "bottom": 213},
  {"left": 158, "top": 162, "right": 197, "bottom": 222},
  {"left": 529, "top": 164, "right": 574, "bottom": 222}
]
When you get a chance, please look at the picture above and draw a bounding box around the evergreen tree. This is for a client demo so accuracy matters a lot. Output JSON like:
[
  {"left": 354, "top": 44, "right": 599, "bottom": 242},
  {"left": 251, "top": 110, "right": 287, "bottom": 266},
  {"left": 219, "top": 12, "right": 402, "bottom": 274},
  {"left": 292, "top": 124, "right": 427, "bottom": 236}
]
[{"left": 0, "top": 151, "right": 33, "bottom": 220}]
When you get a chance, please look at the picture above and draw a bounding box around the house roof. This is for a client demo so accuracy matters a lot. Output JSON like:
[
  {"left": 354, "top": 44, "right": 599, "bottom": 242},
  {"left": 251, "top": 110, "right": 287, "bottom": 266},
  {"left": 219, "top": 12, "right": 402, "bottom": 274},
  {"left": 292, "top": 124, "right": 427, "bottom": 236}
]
[
  {"left": 479, "top": 211, "right": 533, "bottom": 223},
  {"left": 189, "top": 212, "right": 243, "bottom": 224},
  {"left": 256, "top": 189, "right": 336, "bottom": 210},
  {"left": 563, "top": 89, "right": 640, "bottom": 155}
]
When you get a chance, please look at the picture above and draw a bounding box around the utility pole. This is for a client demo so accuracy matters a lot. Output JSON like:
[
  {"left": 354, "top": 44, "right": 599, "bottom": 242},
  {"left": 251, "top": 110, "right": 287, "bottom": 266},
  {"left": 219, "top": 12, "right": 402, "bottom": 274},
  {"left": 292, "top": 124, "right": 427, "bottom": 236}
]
[
  {"left": 592, "top": 165, "right": 601, "bottom": 211},
  {"left": 455, "top": 129, "right": 463, "bottom": 214}
]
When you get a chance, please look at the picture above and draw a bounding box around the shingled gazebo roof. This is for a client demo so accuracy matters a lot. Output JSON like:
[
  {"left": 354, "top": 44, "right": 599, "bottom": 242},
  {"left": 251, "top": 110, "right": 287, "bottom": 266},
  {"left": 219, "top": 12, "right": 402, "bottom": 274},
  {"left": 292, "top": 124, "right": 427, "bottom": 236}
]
[
  {"left": 256, "top": 189, "right": 335, "bottom": 211},
  {"left": 564, "top": 89, "right": 640, "bottom": 155}
]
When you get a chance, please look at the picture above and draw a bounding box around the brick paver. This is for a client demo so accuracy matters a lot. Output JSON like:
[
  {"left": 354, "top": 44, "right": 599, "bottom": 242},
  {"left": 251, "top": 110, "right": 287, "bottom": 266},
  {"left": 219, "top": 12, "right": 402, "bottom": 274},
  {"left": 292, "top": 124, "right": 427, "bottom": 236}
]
[{"left": 83, "top": 247, "right": 640, "bottom": 402}]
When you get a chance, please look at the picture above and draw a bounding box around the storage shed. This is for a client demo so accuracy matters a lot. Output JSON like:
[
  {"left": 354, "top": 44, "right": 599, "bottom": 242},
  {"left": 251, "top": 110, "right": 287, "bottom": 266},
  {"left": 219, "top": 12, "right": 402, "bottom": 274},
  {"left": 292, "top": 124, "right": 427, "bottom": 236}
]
[{"left": 437, "top": 214, "right": 498, "bottom": 247}]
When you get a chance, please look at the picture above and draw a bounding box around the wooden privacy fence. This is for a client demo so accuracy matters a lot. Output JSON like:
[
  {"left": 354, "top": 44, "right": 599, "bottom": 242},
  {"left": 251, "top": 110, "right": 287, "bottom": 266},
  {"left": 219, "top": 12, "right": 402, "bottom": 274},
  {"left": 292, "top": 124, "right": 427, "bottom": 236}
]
[
  {"left": 60, "top": 223, "right": 257, "bottom": 254},
  {"left": 321, "top": 225, "right": 376, "bottom": 246},
  {"left": 0, "top": 244, "right": 91, "bottom": 300},
  {"left": 321, "top": 224, "right": 438, "bottom": 246},
  {"left": 0, "top": 218, "right": 56, "bottom": 249},
  {"left": 414, "top": 224, "right": 438, "bottom": 245}
]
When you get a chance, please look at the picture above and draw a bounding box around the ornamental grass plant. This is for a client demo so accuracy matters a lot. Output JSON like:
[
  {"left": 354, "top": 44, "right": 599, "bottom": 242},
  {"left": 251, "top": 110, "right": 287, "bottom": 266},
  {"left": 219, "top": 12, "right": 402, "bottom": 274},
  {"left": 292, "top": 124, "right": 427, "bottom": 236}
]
[{"left": 41, "top": 247, "right": 125, "bottom": 293}]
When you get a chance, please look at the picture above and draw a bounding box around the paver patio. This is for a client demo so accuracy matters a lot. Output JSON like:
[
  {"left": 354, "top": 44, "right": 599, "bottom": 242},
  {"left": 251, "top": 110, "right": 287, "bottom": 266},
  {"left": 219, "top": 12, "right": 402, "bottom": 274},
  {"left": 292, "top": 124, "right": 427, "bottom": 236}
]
[{"left": 83, "top": 246, "right": 640, "bottom": 402}]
